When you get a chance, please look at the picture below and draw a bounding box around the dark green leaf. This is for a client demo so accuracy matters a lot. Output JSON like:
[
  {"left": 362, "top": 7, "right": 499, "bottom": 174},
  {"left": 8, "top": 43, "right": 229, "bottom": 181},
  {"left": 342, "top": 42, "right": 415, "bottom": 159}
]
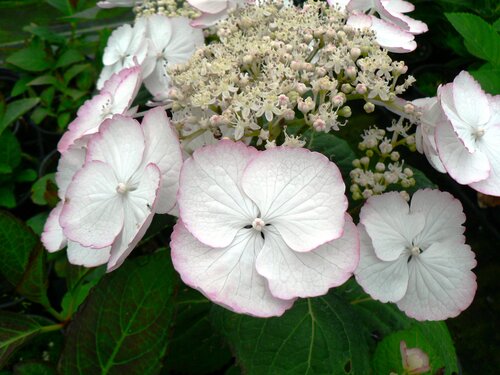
[
  {"left": 6, "top": 41, "right": 52, "bottom": 72},
  {"left": 13, "top": 362, "right": 57, "bottom": 375},
  {"left": 446, "top": 13, "right": 500, "bottom": 65},
  {"left": 31, "top": 173, "right": 57, "bottom": 206},
  {"left": 57, "top": 112, "right": 72, "bottom": 129},
  {"left": 27, "top": 75, "right": 59, "bottom": 86},
  {"left": 470, "top": 63, "right": 500, "bottom": 94},
  {"left": 0, "top": 130, "right": 21, "bottom": 173},
  {"left": 15, "top": 169, "right": 37, "bottom": 183},
  {"left": 45, "top": 0, "right": 73, "bottom": 15},
  {"left": 0, "top": 312, "right": 45, "bottom": 368},
  {"left": 55, "top": 49, "right": 84, "bottom": 68},
  {"left": 165, "top": 288, "right": 232, "bottom": 374},
  {"left": 494, "top": 19, "right": 500, "bottom": 33},
  {"left": 26, "top": 212, "right": 49, "bottom": 236},
  {"left": 372, "top": 323, "right": 459, "bottom": 374},
  {"left": 0, "top": 186, "right": 16, "bottom": 208},
  {"left": 23, "top": 24, "right": 66, "bottom": 44},
  {"left": 30, "top": 107, "right": 49, "bottom": 125},
  {"left": 63, "top": 63, "right": 91, "bottom": 83},
  {"left": 60, "top": 250, "right": 177, "bottom": 375},
  {"left": 212, "top": 292, "right": 371, "bottom": 375},
  {"left": 10, "top": 77, "right": 32, "bottom": 97},
  {"left": 0, "top": 98, "right": 40, "bottom": 134},
  {"left": 0, "top": 211, "right": 48, "bottom": 305}
]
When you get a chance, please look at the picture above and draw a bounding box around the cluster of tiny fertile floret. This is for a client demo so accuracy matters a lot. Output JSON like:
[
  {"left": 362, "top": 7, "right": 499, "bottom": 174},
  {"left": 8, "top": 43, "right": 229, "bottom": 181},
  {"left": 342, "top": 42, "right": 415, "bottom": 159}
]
[
  {"left": 350, "top": 118, "right": 417, "bottom": 201},
  {"left": 134, "top": 0, "right": 200, "bottom": 19},
  {"left": 168, "top": 0, "right": 415, "bottom": 148}
]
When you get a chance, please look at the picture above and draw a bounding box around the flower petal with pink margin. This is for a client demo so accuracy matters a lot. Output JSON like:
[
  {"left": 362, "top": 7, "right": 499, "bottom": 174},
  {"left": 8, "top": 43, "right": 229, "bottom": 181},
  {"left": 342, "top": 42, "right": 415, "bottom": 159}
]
[
  {"left": 171, "top": 220, "right": 295, "bottom": 317},
  {"left": 67, "top": 241, "right": 111, "bottom": 268},
  {"left": 41, "top": 202, "right": 67, "bottom": 252},
  {"left": 241, "top": 147, "right": 347, "bottom": 252}
]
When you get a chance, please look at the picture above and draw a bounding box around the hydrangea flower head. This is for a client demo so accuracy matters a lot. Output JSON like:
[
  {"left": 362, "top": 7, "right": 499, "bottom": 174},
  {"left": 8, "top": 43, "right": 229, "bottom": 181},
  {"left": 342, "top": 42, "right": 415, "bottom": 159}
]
[
  {"left": 171, "top": 140, "right": 359, "bottom": 317},
  {"left": 355, "top": 189, "right": 477, "bottom": 320},
  {"left": 42, "top": 108, "right": 183, "bottom": 271},
  {"left": 435, "top": 71, "right": 500, "bottom": 196}
]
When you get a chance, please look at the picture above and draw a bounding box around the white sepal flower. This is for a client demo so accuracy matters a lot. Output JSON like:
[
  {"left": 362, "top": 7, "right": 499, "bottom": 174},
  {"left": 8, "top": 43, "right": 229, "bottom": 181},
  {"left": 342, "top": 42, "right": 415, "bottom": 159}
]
[
  {"left": 142, "top": 16, "right": 204, "bottom": 100},
  {"left": 97, "top": 21, "right": 149, "bottom": 89},
  {"left": 171, "top": 140, "right": 359, "bottom": 317},
  {"left": 435, "top": 71, "right": 500, "bottom": 196},
  {"left": 58, "top": 66, "right": 141, "bottom": 153},
  {"left": 355, "top": 190, "right": 477, "bottom": 321}
]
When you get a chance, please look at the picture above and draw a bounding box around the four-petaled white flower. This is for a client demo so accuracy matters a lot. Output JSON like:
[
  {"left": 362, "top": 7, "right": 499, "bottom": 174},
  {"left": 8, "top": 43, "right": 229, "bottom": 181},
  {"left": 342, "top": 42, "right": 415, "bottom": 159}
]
[
  {"left": 42, "top": 108, "right": 183, "bottom": 271},
  {"left": 142, "top": 16, "right": 204, "bottom": 100},
  {"left": 171, "top": 140, "right": 359, "bottom": 317},
  {"left": 355, "top": 189, "right": 477, "bottom": 321},
  {"left": 97, "top": 20, "right": 149, "bottom": 89},
  {"left": 58, "top": 66, "right": 141, "bottom": 153},
  {"left": 435, "top": 71, "right": 500, "bottom": 196}
]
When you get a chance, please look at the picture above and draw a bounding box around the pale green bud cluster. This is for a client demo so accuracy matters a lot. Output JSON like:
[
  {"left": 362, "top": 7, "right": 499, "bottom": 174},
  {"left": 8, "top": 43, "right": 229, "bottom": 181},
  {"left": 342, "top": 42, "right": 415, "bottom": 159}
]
[
  {"left": 134, "top": 0, "right": 200, "bottom": 19},
  {"left": 168, "top": 0, "right": 414, "bottom": 149},
  {"left": 350, "top": 120, "right": 417, "bottom": 201}
]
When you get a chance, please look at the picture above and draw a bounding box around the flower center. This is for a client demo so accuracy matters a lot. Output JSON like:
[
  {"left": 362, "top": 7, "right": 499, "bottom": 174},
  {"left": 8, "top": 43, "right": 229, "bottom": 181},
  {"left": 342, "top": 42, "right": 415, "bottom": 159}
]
[
  {"left": 410, "top": 246, "right": 421, "bottom": 257},
  {"left": 252, "top": 218, "right": 266, "bottom": 231},
  {"left": 473, "top": 126, "right": 485, "bottom": 139},
  {"left": 116, "top": 182, "right": 133, "bottom": 194}
]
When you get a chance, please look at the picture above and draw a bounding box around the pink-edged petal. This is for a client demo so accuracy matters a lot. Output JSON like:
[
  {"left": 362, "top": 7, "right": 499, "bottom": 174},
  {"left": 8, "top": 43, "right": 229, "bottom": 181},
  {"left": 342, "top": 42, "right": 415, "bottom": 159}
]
[
  {"left": 376, "top": 0, "right": 427, "bottom": 34},
  {"left": 242, "top": 147, "right": 347, "bottom": 252},
  {"left": 97, "top": 65, "right": 117, "bottom": 90},
  {"left": 190, "top": 10, "right": 227, "bottom": 28},
  {"left": 56, "top": 136, "right": 89, "bottom": 198},
  {"left": 354, "top": 225, "right": 409, "bottom": 303},
  {"left": 410, "top": 189, "right": 466, "bottom": 249},
  {"left": 41, "top": 202, "right": 67, "bottom": 252},
  {"left": 452, "top": 71, "right": 490, "bottom": 128},
  {"left": 141, "top": 108, "right": 183, "bottom": 214},
  {"left": 470, "top": 124, "right": 500, "bottom": 195},
  {"left": 60, "top": 161, "right": 123, "bottom": 248},
  {"left": 360, "top": 192, "right": 425, "bottom": 261},
  {"left": 87, "top": 115, "right": 145, "bottom": 183},
  {"left": 435, "top": 119, "right": 490, "bottom": 184},
  {"left": 382, "top": 0, "right": 414, "bottom": 13},
  {"left": 397, "top": 240, "right": 477, "bottom": 321},
  {"left": 104, "top": 65, "right": 142, "bottom": 113},
  {"left": 187, "top": 0, "right": 228, "bottom": 14},
  {"left": 369, "top": 16, "right": 417, "bottom": 53},
  {"left": 346, "top": 0, "right": 374, "bottom": 12},
  {"left": 67, "top": 241, "right": 111, "bottom": 268},
  {"left": 178, "top": 140, "right": 259, "bottom": 248},
  {"left": 106, "top": 163, "right": 161, "bottom": 271},
  {"left": 171, "top": 220, "right": 294, "bottom": 317},
  {"left": 256, "top": 214, "right": 359, "bottom": 300}
]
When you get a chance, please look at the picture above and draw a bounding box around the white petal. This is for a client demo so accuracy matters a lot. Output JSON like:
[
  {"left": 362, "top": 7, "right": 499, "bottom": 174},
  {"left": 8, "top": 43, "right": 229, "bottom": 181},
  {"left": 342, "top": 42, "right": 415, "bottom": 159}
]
[
  {"left": 107, "top": 163, "right": 161, "bottom": 271},
  {"left": 143, "top": 60, "right": 171, "bottom": 99},
  {"left": 102, "top": 24, "right": 133, "bottom": 66},
  {"left": 178, "top": 140, "right": 259, "bottom": 248},
  {"left": 381, "top": 0, "right": 414, "bottom": 13},
  {"left": 354, "top": 225, "right": 409, "bottom": 303},
  {"left": 190, "top": 10, "right": 228, "bottom": 28},
  {"left": 242, "top": 147, "right": 347, "bottom": 252},
  {"left": 470, "top": 124, "right": 500, "bottom": 195},
  {"left": 97, "top": 65, "right": 118, "bottom": 90},
  {"left": 171, "top": 221, "right": 294, "bottom": 317},
  {"left": 360, "top": 192, "right": 425, "bottom": 261},
  {"left": 397, "top": 240, "right": 477, "bottom": 320},
  {"left": 87, "top": 115, "right": 145, "bottom": 183},
  {"left": 56, "top": 137, "right": 88, "bottom": 198},
  {"left": 410, "top": 189, "right": 466, "bottom": 249},
  {"left": 41, "top": 202, "right": 67, "bottom": 252},
  {"left": 346, "top": 0, "right": 374, "bottom": 12},
  {"left": 163, "top": 17, "right": 204, "bottom": 64},
  {"left": 141, "top": 108, "right": 183, "bottom": 214},
  {"left": 67, "top": 241, "right": 111, "bottom": 268},
  {"left": 60, "top": 161, "right": 123, "bottom": 248},
  {"left": 369, "top": 16, "right": 417, "bottom": 53},
  {"left": 434, "top": 118, "right": 490, "bottom": 184},
  {"left": 256, "top": 214, "right": 359, "bottom": 299},
  {"left": 104, "top": 66, "right": 142, "bottom": 114},
  {"left": 146, "top": 14, "right": 173, "bottom": 53},
  {"left": 187, "top": 0, "right": 228, "bottom": 14},
  {"left": 452, "top": 71, "right": 490, "bottom": 128}
]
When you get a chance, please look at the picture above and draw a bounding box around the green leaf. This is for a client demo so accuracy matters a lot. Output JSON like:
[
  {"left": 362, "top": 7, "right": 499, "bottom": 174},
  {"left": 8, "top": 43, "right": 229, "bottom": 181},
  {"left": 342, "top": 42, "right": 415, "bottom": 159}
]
[
  {"left": 23, "top": 24, "right": 66, "bottom": 44},
  {"left": 13, "top": 362, "right": 57, "bottom": 375},
  {"left": 0, "top": 130, "right": 21, "bottom": 173},
  {"left": 6, "top": 41, "right": 52, "bottom": 72},
  {"left": 26, "top": 212, "right": 49, "bottom": 236},
  {"left": 10, "top": 77, "right": 32, "bottom": 97},
  {"left": 212, "top": 292, "right": 371, "bottom": 375},
  {"left": 165, "top": 288, "right": 232, "bottom": 374},
  {"left": 470, "top": 63, "right": 500, "bottom": 94},
  {"left": 15, "top": 168, "right": 37, "bottom": 183},
  {"left": 306, "top": 131, "right": 358, "bottom": 180},
  {"left": 60, "top": 250, "right": 177, "bottom": 375},
  {"left": 372, "top": 323, "right": 459, "bottom": 374},
  {"left": 31, "top": 173, "right": 58, "bottom": 206},
  {"left": 0, "top": 98, "right": 40, "bottom": 134},
  {"left": 0, "top": 211, "right": 49, "bottom": 305},
  {"left": 446, "top": 12, "right": 500, "bottom": 65},
  {"left": 494, "top": 18, "right": 500, "bottom": 33},
  {"left": 45, "top": 0, "right": 73, "bottom": 15},
  {"left": 0, "top": 186, "right": 16, "bottom": 208},
  {"left": 27, "top": 75, "right": 59, "bottom": 86},
  {"left": 0, "top": 312, "right": 46, "bottom": 368},
  {"left": 55, "top": 49, "right": 84, "bottom": 68},
  {"left": 63, "top": 63, "right": 91, "bottom": 83}
]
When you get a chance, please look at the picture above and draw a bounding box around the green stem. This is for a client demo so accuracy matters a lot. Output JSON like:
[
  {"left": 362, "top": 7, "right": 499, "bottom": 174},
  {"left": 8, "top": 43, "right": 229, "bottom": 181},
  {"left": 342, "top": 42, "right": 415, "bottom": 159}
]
[
  {"left": 45, "top": 306, "right": 65, "bottom": 322},
  {"left": 350, "top": 297, "right": 373, "bottom": 305},
  {"left": 40, "top": 323, "right": 64, "bottom": 333}
]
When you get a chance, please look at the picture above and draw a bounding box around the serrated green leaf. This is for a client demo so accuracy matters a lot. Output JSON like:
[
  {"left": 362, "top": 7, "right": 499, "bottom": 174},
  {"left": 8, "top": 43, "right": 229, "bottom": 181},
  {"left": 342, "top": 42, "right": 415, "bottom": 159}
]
[
  {"left": 6, "top": 41, "right": 52, "bottom": 72},
  {"left": 0, "top": 312, "right": 45, "bottom": 368},
  {"left": 446, "top": 12, "right": 500, "bottom": 65},
  {"left": 0, "top": 211, "right": 48, "bottom": 305},
  {"left": 55, "top": 49, "right": 84, "bottom": 68},
  {"left": 470, "top": 63, "right": 500, "bottom": 94},
  {"left": 212, "top": 292, "right": 371, "bottom": 375},
  {"left": 60, "top": 250, "right": 177, "bottom": 375},
  {"left": 373, "top": 323, "right": 459, "bottom": 374},
  {"left": 0, "top": 130, "right": 21, "bottom": 172},
  {"left": 165, "top": 288, "right": 232, "bottom": 374},
  {"left": 0, "top": 98, "right": 40, "bottom": 134}
]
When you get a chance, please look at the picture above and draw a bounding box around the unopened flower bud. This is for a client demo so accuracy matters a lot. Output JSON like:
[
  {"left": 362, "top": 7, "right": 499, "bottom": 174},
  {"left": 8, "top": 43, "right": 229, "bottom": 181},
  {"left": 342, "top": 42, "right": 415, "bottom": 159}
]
[
  {"left": 365, "top": 149, "right": 374, "bottom": 157},
  {"left": 338, "top": 106, "right": 352, "bottom": 117},
  {"left": 313, "top": 118, "right": 327, "bottom": 132},
  {"left": 345, "top": 66, "right": 357, "bottom": 80},
  {"left": 350, "top": 47, "right": 361, "bottom": 60},
  {"left": 356, "top": 83, "right": 367, "bottom": 95},
  {"left": 360, "top": 156, "right": 370, "bottom": 167},
  {"left": 341, "top": 83, "right": 353, "bottom": 94},
  {"left": 363, "top": 102, "right": 375, "bottom": 113},
  {"left": 331, "top": 93, "right": 346, "bottom": 107},
  {"left": 390, "top": 151, "right": 400, "bottom": 161},
  {"left": 404, "top": 168, "right": 414, "bottom": 177},
  {"left": 404, "top": 103, "right": 415, "bottom": 114},
  {"left": 375, "top": 162, "right": 385, "bottom": 172}
]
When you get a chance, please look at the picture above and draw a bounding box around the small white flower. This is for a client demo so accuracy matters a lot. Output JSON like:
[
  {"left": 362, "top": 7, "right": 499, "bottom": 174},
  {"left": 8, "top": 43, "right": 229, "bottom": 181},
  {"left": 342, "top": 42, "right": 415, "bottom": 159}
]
[
  {"left": 355, "top": 189, "right": 477, "bottom": 321},
  {"left": 171, "top": 140, "right": 359, "bottom": 317}
]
